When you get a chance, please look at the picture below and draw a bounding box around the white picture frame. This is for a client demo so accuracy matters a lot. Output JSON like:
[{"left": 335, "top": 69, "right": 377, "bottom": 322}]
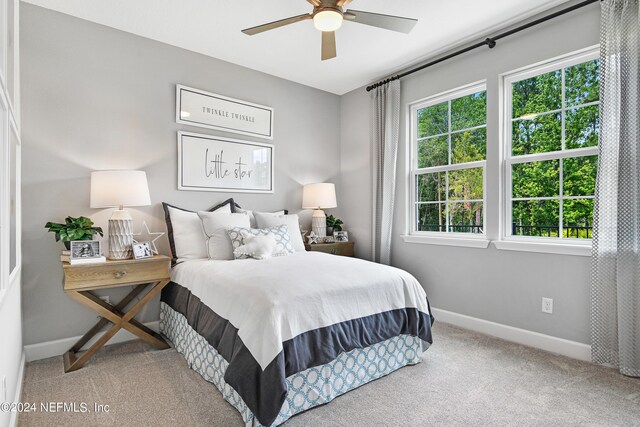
[
  {"left": 176, "top": 85, "right": 274, "bottom": 140},
  {"left": 70, "top": 240, "right": 102, "bottom": 260},
  {"left": 178, "top": 131, "right": 274, "bottom": 193},
  {"left": 132, "top": 242, "right": 153, "bottom": 259},
  {"left": 333, "top": 231, "right": 349, "bottom": 242}
]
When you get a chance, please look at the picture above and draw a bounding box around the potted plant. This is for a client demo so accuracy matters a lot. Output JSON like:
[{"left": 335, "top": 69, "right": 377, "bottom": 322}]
[
  {"left": 325, "top": 214, "right": 344, "bottom": 236},
  {"left": 45, "top": 216, "right": 104, "bottom": 250}
]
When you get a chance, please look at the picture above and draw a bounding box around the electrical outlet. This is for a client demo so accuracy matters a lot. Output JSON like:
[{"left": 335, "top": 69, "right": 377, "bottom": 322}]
[
  {"left": 99, "top": 296, "right": 110, "bottom": 305},
  {"left": 542, "top": 297, "right": 553, "bottom": 314}
]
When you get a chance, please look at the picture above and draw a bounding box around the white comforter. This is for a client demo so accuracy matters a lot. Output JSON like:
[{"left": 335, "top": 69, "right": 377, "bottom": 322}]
[{"left": 171, "top": 251, "right": 430, "bottom": 370}]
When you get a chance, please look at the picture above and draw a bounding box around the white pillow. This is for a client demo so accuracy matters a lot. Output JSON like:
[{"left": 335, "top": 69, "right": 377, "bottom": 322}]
[
  {"left": 227, "top": 225, "right": 295, "bottom": 257},
  {"left": 254, "top": 212, "right": 305, "bottom": 252},
  {"left": 163, "top": 201, "right": 232, "bottom": 262},
  {"left": 233, "top": 234, "right": 277, "bottom": 260},
  {"left": 235, "top": 207, "right": 285, "bottom": 228},
  {"left": 198, "top": 211, "right": 250, "bottom": 260}
]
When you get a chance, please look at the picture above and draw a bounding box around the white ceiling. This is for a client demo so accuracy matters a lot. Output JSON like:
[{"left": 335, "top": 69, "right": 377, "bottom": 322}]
[{"left": 24, "top": 0, "right": 569, "bottom": 95}]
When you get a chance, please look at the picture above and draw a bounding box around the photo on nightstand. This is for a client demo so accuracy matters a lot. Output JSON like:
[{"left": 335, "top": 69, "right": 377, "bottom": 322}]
[
  {"left": 333, "top": 231, "right": 349, "bottom": 242},
  {"left": 132, "top": 241, "right": 153, "bottom": 259},
  {"left": 70, "top": 240, "right": 101, "bottom": 260}
]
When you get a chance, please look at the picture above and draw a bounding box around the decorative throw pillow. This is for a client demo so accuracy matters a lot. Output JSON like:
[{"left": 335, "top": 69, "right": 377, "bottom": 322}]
[
  {"left": 197, "top": 211, "right": 251, "bottom": 260},
  {"left": 254, "top": 212, "right": 305, "bottom": 252},
  {"left": 162, "top": 199, "right": 235, "bottom": 262},
  {"left": 233, "top": 234, "right": 277, "bottom": 260},
  {"left": 235, "top": 207, "right": 286, "bottom": 228},
  {"left": 227, "top": 225, "right": 295, "bottom": 257}
]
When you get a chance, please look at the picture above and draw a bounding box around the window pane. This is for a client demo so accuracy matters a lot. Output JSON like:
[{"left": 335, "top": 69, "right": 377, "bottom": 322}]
[
  {"left": 417, "top": 173, "right": 445, "bottom": 202},
  {"left": 565, "top": 59, "right": 600, "bottom": 107},
  {"left": 563, "top": 156, "right": 597, "bottom": 197},
  {"left": 448, "top": 202, "right": 483, "bottom": 233},
  {"left": 512, "top": 113, "right": 561, "bottom": 155},
  {"left": 448, "top": 167, "right": 483, "bottom": 200},
  {"left": 563, "top": 199, "right": 594, "bottom": 239},
  {"left": 417, "top": 203, "right": 446, "bottom": 232},
  {"left": 418, "top": 102, "right": 448, "bottom": 138},
  {"left": 451, "top": 91, "right": 486, "bottom": 131},
  {"left": 512, "top": 70, "right": 562, "bottom": 118},
  {"left": 418, "top": 135, "right": 448, "bottom": 168},
  {"left": 452, "top": 128, "right": 486, "bottom": 163},
  {"left": 512, "top": 200, "right": 560, "bottom": 237},
  {"left": 566, "top": 105, "right": 599, "bottom": 150},
  {"left": 512, "top": 160, "right": 559, "bottom": 198}
]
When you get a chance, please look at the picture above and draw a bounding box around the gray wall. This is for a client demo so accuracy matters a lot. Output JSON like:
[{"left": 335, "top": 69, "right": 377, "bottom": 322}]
[
  {"left": 21, "top": 4, "right": 341, "bottom": 345},
  {"left": 339, "top": 4, "right": 600, "bottom": 344}
]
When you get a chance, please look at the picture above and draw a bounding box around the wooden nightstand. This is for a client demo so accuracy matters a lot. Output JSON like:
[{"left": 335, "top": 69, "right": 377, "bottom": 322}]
[
  {"left": 305, "top": 241, "right": 355, "bottom": 257},
  {"left": 62, "top": 255, "right": 171, "bottom": 372}
]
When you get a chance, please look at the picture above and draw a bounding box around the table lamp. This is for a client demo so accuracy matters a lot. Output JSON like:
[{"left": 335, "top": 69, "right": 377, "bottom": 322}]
[
  {"left": 302, "top": 183, "right": 337, "bottom": 237},
  {"left": 90, "top": 170, "right": 151, "bottom": 259}
]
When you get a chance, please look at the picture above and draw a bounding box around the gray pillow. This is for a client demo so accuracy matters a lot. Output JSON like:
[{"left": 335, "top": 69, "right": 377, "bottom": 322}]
[{"left": 227, "top": 225, "right": 295, "bottom": 258}]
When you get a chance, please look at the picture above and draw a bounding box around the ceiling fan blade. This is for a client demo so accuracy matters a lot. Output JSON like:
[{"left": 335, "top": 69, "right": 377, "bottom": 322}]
[
  {"left": 336, "top": 0, "right": 353, "bottom": 6},
  {"left": 306, "top": 0, "right": 321, "bottom": 6},
  {"left": 242, "top": 14, "right": 311, "bottom": 35},
  {"left": 321, "top": 31, "right": 337, "bottom": 61},
  {"left": 344, "top": 9, "right": 418, "bottom": 34}
]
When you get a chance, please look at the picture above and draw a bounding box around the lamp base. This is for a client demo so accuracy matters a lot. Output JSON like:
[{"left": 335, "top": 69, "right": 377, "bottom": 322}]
[
  {"left": 311, "top": 209, "right": 327, "bottom": 237},
  {"left": 108, "top": 209, "right": 133, "bottom": 259}
]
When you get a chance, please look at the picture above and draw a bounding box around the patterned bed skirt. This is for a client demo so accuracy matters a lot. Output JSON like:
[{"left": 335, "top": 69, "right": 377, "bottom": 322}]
[{"left": 160, "top": 302, "right": 424, "bottom": 426}]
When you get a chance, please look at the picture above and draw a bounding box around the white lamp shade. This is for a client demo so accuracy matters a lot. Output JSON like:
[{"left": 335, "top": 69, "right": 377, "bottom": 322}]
[
  {"left": 90, "top": 170, "right": 151, "bottom": 208},
  {"left": 302, "top": 183, "right": 337, "bottom": 209}
]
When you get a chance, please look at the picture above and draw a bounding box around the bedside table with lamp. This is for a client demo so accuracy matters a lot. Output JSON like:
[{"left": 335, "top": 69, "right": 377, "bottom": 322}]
[
  {"left": 60, "top": 170, "right": 172, "bottom": 372},
  {"left": 302, "top": 182, "right": 354, "bottom": 257}
]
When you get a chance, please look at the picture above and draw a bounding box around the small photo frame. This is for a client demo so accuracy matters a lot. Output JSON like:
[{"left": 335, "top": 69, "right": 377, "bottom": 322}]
[
  {"left": 132, "top": 241, "right": 153, "bottom": 259},
  {"left": 323, "top": 236, "right": 335, "bottom": 243},
  {"left": 333, "top": 231, "right": 349, "bottom": 242},
  {"left": 70, "top": 240, "right": 102, "bottom": 260}
]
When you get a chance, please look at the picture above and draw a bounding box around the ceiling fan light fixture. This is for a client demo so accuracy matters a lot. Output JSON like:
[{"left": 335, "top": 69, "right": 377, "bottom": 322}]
[{"left": 313, "top": 9, "right": 343, "bottom": 32}]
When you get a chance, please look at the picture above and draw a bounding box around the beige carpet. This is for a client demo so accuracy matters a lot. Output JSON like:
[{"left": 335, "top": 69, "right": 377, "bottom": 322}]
[{"left": 19, "top": 323, "right": 640, "bottom": 426}]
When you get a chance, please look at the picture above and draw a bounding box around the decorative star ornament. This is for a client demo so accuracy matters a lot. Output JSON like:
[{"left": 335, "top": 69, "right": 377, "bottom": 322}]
[
  {"left": 132, "top": 221, "right": 165, "bottom": 255},
  {"left": 306, "top": 231, "right": 318, "bottom": 245}
]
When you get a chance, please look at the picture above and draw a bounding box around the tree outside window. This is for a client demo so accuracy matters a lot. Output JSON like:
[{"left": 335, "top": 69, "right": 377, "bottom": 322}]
[
  {"left": 508, "top": 57, "right": 599, "bottom": 239},
  {"left": 413, "top": 84, "right": 486, "bottom": 235}
]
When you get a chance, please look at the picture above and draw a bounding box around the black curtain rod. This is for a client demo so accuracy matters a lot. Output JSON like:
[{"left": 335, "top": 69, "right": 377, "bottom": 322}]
[{"left": 366, "top": 0, "right": 600, "bottom": 92}]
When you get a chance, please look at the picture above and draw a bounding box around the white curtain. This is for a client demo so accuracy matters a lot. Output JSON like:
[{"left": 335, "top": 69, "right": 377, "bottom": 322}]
[
  {"left": 591, "top": 0, "right": 640, "bottom": 377},
  {"left": 371, "top": 80, "right": 400, "bottom": 265}
]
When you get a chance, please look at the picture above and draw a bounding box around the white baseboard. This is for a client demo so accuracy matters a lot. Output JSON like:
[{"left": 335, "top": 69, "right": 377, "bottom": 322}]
[
  {"left": 9, "top": 351, "right": 25, "bottom": 427},
  {"left": 430, "top": 307, "right": 592, "bottom": 362},
  {"left": 24, "top": 321, "right": 160, "bottom": 362}
]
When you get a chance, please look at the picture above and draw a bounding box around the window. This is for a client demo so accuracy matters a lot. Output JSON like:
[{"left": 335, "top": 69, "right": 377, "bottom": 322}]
[
  {"left": 409, "top": 83, "right": 486, "bottom": 237},
  {"left": 504, "top": 50, "right": 599, "bottom": 242}
]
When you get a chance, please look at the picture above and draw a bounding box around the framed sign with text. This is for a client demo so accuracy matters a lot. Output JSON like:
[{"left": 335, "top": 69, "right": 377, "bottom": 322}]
[
  {"left": 178, "top": 131, "right": 274, "bottom": 193},
  {"left": 176, "top": 85, "right": 274, "bottom": 139}
]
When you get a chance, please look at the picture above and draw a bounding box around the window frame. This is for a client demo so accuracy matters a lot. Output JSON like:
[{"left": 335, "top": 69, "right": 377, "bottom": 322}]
[
  {"left": 498, "top": 46, "right": 599, "bottom": 255},
  {"left": 406, "top": 81, "right": 490, "bottom": 247}
]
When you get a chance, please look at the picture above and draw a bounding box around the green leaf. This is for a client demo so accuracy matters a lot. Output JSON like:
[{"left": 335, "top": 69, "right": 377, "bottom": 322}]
[{"left": 45, "top": 216, "right": 102, "bottom": 242}]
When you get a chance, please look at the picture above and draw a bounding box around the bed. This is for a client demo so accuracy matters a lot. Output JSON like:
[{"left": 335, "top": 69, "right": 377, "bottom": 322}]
[
  {"left": 159, "top": 199, "right": 433, "bottom": 425},
  {"left": 159, "top": 250, "right": 433, "bottom": 426}
]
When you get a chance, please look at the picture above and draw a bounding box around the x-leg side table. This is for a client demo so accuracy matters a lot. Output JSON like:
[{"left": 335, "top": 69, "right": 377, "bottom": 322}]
[{"left": 62, "top": 255, "right": 171, "bottom": 373}]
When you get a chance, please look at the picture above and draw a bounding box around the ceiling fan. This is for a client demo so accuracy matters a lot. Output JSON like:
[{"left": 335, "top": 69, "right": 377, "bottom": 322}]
[{"left": 241, "top": 0, "right": 418, "bottom": 61}]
